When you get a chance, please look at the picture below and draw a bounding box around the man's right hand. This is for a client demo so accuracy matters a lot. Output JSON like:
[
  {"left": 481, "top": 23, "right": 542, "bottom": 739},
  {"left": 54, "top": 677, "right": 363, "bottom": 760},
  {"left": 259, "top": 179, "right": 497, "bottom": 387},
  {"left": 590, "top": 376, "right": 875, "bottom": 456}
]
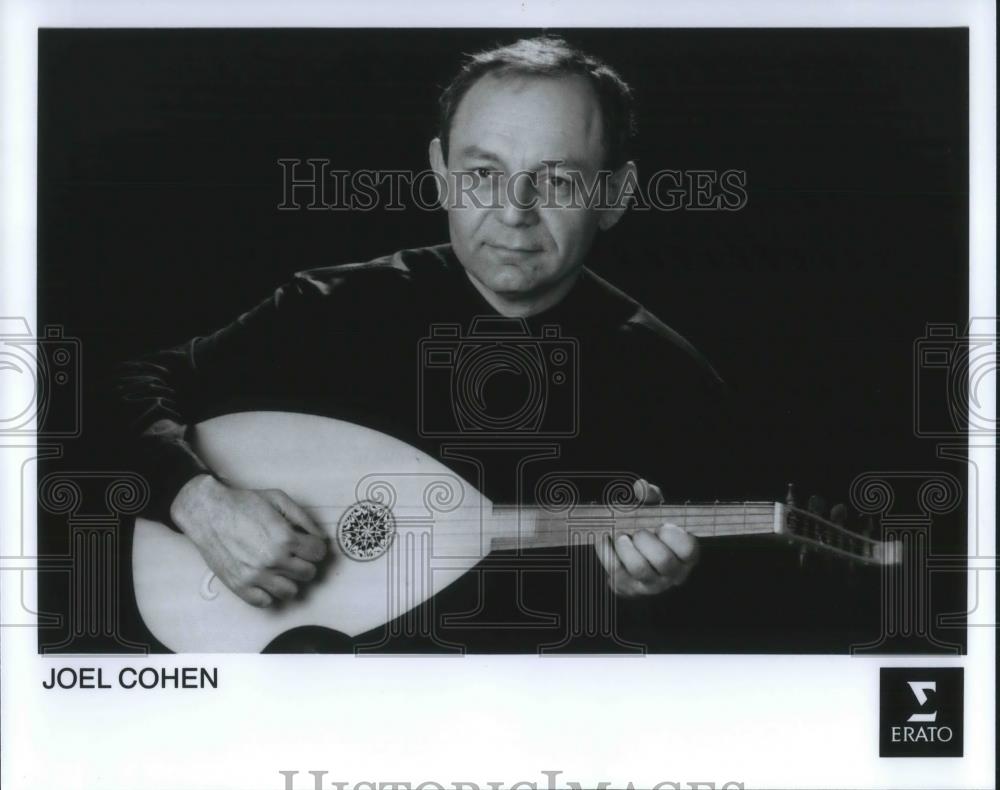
[{"left": 169, "top": 474, "right": 329, "bottom": 608}]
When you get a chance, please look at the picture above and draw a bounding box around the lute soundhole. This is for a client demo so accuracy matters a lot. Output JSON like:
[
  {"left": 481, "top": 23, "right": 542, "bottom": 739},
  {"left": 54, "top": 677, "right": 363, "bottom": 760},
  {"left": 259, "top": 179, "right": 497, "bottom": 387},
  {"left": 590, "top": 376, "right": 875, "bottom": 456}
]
[{"left": 336, "top": 500, "right": 396, "bottom": 561}]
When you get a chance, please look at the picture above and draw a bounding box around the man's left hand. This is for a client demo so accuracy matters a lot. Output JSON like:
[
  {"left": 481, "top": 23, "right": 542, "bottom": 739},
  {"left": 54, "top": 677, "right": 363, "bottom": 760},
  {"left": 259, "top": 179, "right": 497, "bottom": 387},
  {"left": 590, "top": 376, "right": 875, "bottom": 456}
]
[{"left": 595, "top": 478, "right": 700, "bottom": 597}]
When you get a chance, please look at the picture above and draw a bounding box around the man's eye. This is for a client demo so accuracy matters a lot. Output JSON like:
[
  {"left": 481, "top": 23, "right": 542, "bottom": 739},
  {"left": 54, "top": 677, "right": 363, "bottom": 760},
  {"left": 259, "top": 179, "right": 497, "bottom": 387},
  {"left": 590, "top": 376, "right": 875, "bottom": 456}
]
[
  {"left": 473, "top": 167, "right": 497, "bottom": 179},
  {"left": 547, "top": 175, "right": 571, "bottom": 189}
]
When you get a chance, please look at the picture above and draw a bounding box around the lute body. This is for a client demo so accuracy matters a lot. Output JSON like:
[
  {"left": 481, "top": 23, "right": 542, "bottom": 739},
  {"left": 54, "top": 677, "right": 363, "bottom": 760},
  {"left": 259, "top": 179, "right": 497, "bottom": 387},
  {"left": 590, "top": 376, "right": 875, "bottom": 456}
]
[{"left": 132, "top": 411, "right": 897, "bottom": 652}]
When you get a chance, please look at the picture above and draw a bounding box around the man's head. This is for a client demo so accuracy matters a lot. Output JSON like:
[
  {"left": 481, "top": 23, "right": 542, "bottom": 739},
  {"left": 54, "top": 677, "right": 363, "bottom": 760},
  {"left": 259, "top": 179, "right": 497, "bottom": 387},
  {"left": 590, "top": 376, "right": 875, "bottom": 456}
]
[{"left": 428, "top": 36, "right": 637, "bottom": 315}]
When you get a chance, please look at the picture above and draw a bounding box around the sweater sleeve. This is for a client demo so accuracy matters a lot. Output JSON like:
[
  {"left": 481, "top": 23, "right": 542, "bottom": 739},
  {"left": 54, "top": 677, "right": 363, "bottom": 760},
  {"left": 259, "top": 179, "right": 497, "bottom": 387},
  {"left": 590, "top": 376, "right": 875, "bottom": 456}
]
[{"left": 113, "top": 272, "right": 331, "bottom": 528}]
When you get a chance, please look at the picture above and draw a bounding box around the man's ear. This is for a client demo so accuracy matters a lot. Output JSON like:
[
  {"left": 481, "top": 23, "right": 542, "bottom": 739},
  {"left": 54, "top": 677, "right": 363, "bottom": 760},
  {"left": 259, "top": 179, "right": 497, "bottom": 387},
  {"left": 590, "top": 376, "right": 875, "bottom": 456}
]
[
  {"left": 428, "top": 137, "right": 449, "bottom": 210},
  {"left": 597, "top": 160, "right": 637, "bottom": 231}
]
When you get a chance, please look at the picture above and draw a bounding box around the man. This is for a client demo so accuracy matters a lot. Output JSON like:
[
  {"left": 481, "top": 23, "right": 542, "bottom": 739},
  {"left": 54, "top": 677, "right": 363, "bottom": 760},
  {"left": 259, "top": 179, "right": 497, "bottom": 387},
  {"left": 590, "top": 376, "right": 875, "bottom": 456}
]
[{"left": 117, "top": 36, "right": 728, "bottom": 652}]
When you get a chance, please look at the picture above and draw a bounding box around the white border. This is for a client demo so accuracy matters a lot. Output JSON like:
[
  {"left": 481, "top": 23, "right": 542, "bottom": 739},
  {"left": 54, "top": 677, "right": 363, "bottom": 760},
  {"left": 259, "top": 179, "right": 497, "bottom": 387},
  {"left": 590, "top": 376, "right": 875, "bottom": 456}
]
[{"left": 1, "top": 2, "right": 995, "bottom": 789}]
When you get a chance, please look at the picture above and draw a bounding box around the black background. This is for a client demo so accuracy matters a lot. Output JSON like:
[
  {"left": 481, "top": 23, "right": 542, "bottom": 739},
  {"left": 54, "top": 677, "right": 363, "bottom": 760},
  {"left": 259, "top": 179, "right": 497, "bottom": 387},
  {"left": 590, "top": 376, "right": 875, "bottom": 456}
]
[{"left": 36, "top": 28, "right": 969, "bottom": 653}]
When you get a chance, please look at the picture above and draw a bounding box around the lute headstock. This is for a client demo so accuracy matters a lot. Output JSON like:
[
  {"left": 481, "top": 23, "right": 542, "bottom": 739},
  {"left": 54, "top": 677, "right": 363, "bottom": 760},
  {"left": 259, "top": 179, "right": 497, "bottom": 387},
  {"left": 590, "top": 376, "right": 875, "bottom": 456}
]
[{"left": 775, "top": 498, "right": 900, "bottom": 566}]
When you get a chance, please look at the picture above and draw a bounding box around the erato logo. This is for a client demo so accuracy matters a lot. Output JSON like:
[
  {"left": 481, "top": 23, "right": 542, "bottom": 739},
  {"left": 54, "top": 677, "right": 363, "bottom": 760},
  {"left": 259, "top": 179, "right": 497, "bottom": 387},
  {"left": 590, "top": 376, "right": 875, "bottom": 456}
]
[{"left": 879, "top": 668, "right": 963, "bottom": 757}]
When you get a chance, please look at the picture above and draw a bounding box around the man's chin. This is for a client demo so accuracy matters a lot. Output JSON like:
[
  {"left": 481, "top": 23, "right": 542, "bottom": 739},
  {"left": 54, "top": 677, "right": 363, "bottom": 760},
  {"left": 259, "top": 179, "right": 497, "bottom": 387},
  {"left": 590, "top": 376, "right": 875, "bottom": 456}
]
[{"left": 476, "top": 265, "right": 535, "bottom": 295}]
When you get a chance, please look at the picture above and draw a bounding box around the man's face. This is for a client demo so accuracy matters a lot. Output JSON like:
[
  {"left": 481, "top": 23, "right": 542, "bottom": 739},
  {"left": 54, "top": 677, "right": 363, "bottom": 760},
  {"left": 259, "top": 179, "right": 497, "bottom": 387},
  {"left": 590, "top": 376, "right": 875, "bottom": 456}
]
[{"left": 430, "top": 73, "right": 628, "bottom": 304}]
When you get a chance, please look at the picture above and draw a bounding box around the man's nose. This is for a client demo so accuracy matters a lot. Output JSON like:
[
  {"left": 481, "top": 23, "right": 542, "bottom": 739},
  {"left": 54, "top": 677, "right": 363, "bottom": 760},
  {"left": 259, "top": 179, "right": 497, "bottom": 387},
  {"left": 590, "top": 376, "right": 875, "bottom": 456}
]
[{"left": 498, "top": 171, "right": 539, "bottom": 227}]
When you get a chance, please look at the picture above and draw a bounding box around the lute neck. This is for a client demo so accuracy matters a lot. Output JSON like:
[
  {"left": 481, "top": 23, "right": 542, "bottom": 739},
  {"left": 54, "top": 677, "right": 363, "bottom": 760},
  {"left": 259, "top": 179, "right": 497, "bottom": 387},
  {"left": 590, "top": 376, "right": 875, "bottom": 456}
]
[{"left": 488, "top": 502, "right": 778, "bottom": 551}]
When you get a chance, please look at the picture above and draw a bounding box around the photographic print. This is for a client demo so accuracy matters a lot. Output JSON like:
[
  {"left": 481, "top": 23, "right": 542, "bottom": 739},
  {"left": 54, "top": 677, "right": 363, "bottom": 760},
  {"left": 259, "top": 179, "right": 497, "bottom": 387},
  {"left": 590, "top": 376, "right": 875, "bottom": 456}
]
[
  {"left": 2, "top": 2, "right": 994, "bottom": 789},
  {"left": 34, "top": 27, "right": 970, "bottom": 656}
]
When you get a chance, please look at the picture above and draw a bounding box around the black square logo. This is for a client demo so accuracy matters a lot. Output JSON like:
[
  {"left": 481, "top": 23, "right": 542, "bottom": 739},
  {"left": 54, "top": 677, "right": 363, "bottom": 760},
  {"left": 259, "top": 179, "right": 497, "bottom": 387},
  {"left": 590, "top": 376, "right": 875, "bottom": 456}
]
[{"left": 879, "top": 668, "right": 964, "bottom": 757}]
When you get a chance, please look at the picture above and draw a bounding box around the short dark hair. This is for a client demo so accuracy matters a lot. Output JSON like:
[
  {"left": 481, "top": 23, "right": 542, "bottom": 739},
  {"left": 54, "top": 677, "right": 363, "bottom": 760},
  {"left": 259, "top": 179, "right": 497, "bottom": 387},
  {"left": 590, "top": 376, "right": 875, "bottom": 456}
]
[{"left": 437, "top": 35, "right": 637, "bottom": 169}]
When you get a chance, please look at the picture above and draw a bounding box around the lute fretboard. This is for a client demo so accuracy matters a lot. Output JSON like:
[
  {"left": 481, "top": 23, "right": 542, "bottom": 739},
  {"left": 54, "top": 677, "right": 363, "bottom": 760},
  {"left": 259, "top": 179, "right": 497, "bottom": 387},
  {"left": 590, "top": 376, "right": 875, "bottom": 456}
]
[{"left": 488, "top": 501, "right": 894, "bottom": 565}]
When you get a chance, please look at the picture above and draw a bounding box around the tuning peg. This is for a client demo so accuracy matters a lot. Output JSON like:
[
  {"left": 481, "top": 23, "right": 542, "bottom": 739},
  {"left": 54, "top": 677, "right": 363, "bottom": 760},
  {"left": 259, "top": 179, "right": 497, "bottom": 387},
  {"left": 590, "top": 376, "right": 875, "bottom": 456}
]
[
  {"left": 785, "top": 483, "right": 797, "bottom": 507},
  {"left": 807, "top": 494, "right": 828, "bottom": 518},
  {"left": 830, "top": 503, "right": 848, "bottom": 526}
]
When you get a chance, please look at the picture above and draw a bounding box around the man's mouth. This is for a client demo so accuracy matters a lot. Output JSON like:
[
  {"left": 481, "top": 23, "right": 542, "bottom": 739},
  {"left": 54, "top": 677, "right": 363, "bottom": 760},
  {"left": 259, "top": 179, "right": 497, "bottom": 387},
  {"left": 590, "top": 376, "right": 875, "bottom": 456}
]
[{"left": 485, "top": 242, "right": 543, "bottom": 254}]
